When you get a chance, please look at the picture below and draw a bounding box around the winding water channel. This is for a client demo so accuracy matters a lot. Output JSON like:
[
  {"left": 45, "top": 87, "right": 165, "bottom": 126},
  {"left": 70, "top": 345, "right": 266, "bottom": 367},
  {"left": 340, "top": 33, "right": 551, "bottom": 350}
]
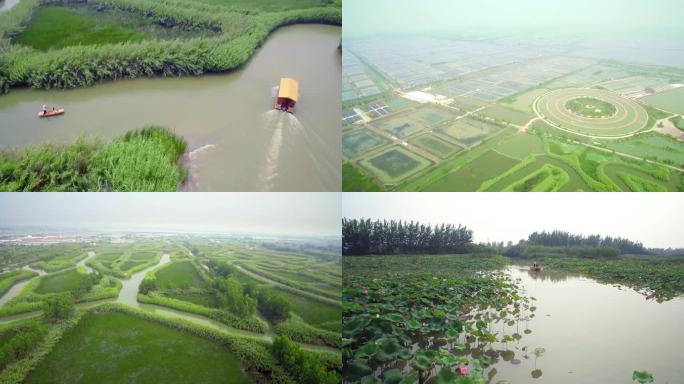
[
  {"left": 0, "top": 24, "right": 341, "bottom": 191},
  {"left": 485, "top": 266, "right": 684, "bottom": 383}
]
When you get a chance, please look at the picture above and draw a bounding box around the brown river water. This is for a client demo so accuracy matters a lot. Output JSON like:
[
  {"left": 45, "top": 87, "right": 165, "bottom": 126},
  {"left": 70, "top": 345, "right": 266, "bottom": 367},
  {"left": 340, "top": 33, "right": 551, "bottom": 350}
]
[
  {"left": 0, "top": 24, "right": 341, "bottom": 191},
  {"left": 483, "top": 267, "right": 684, "bottom": 384}
]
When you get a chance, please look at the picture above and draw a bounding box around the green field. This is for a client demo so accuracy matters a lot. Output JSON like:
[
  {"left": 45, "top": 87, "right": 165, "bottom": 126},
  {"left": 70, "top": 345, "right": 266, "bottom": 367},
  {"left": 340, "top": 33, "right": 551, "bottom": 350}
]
[
  {"left": 503, "top": 164, "right": 569, "bottom": 192},
  {"left": 499, "top": 88, "right": 549, "bottom": 114},
  {"left": 15, "top": 6, "right": 149, "bottom": 50},
  {"left": 24, "top": 311, "right": 253, "bottom": 384},
  {"left": 155, "top": 261, "right": 206, "bottom": 289},
  {"left": 424, "top": 150, "right": 518, "bottom": 191},
  {"left": 671, "top": 116, "right": 684, "bottom": 131},
  {"left": 409, "top": 134, "right": 461, "bottom": 158},
  {"left": 642, "top": 87, "right": 684, "bottom": 114},
  {"left": 342, "top": 129, "right": 390, "bottom": 158},
  {"left": 342, "top": 162, "right": 382, "bottom": 192},
  {"left": 481, "top": 105, "right": 535, "bottom": 125},
  {"left": 278, "top": 289, "right": 341, "bottom": 332},
  {"left": 481, "top": 155, "right": 590, "bottom": 192},
  {"left": 601, "top": 133, "right": 684, "bottom": 167},
  {"left": 360, "top": 147, "right": 432, "bottom": 184},
  {"left": 494, "top": 133, "right": 544, "bottom": 159},
  {"left": 34, "top": 268, "right": 91, "bottom": 295},
  {"left": 565, "top": 97, "right": 616, "bottom": 118}
]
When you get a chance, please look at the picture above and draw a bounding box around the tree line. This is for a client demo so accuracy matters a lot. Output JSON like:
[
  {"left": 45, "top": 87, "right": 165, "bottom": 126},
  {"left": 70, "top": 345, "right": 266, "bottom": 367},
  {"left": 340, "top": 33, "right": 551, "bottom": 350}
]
[
  {"left": 525, "top": 230, "right": 646, "bottom": 254},
  {"left": 342, "top": 218, "right": 473, "bottom": 256}
]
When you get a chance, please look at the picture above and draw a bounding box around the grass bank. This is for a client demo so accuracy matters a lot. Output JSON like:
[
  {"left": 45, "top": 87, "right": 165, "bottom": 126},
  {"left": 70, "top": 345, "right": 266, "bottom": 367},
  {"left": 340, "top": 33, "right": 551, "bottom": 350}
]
[
  {"left": 0, "top": 0, "right": 341, "bottom": 93},
  {"left": 0, "top": 126, "right": 187, "bottom": 191}
]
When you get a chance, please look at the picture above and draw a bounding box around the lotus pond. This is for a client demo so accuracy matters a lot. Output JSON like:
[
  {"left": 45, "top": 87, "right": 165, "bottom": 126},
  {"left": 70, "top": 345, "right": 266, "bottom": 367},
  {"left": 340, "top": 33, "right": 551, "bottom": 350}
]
[{"left": 342, "top": 255, "right": 684, "bottom": 383}]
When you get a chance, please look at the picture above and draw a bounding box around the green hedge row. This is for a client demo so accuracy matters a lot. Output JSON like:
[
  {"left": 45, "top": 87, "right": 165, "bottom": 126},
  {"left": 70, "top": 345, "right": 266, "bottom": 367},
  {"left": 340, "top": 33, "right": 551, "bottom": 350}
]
[
  {"left": 273, "top": 317, "right": 340, "bottom": 348},
  {"left": 138, "top": 292, "right": 268, "bottom": 333},
  {"left": 0, "top": 311, "right": 84, "bottom": 384}
]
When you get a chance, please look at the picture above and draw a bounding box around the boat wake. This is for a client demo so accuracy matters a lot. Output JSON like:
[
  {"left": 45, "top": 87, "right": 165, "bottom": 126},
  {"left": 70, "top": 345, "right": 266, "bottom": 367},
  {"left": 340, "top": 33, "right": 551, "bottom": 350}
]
[
  {"left": 258, "top": 110, "right": 304, "bottom": 190},
  {"left": 181, "top": 143, "right": 216, "bottom": 191},
  {"left": 186, "top": 144, "right": 216, "bottom": 161}
]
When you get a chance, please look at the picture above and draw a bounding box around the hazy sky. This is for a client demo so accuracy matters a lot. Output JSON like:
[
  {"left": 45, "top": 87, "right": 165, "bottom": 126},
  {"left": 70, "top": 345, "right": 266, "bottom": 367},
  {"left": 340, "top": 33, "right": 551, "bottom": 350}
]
[
  {"left": 342, "top": 193, "right": 684, "bottom": 248},
  {"left": 0, "top": 193, "right": 340, "bottom": 237},
  {"left": 344, "top": 0, "right": 684, "bottom": 37}
]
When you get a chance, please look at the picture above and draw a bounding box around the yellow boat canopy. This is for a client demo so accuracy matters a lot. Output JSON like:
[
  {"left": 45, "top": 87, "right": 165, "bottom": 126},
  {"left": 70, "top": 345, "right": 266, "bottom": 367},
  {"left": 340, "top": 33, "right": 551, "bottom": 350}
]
[{"left": 278, "top": 78, "right": 299, "bottom": 102}]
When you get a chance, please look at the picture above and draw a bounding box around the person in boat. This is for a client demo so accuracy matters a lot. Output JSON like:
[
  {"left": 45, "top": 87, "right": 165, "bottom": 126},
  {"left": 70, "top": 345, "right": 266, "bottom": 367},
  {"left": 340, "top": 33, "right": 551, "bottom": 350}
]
[
  {"left": 532, "top": 262, "right": 540, "bottom": 269},
  {"left": 42, "top": 104, "right": 47, "bottom": 114}
]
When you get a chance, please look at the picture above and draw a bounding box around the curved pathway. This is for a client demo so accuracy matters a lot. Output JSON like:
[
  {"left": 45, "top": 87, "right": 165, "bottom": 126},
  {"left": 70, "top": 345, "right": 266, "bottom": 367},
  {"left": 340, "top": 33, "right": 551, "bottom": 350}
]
[{"left": 534, "top": 88, "right": 649, "bottom": 139}]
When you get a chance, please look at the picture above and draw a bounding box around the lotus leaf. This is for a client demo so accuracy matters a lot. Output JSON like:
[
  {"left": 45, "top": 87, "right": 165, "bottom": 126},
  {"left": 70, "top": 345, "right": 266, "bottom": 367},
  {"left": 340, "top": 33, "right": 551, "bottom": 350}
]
[
  {"left": 632, "top": 370, "right": 654, "bottom": 384},
  {"left": 347, "top": 359, "right": 373, "bottom": 377},
  {"left": 436, "top": 367, "right": 457, "bottom": 384},
  {"left": 382, "top": 368, "right": 403, "bottom": 384}
]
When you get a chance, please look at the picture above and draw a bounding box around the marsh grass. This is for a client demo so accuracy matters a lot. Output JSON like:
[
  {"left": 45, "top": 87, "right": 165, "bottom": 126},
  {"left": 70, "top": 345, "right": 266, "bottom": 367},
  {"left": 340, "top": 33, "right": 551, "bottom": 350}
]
[
  {"left": 14, "top": 6, "right": 148, "bottom": 50},
  {"left": 0, "top": 126, "right": 187, "bottom": 192},
  {"left": 23, "top": 311, "right": 254, "bottom": 384}
]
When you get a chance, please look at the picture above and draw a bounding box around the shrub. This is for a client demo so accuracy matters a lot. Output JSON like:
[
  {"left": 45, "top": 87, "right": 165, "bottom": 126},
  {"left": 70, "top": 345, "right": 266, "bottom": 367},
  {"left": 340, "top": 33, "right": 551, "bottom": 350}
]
[
  {"left": 43, "top": 293, "right": 75, "bottom": 323},
  {"left": 0, "top": 321, "right": 48, "bottom": 372},
  {"left": 257, "top": 289, "right": 292, "bottom": 323},
  {"left": 271, "top": 335, "right": 341, "bottom": 384},
  {"left": 273, "top": 318, "right": 340, "bottom": 348}
]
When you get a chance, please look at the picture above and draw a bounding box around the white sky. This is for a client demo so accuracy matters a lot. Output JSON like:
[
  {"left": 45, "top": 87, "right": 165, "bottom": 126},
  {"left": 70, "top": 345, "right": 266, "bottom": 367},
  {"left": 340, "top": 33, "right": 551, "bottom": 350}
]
[
  {"left": 342, "top": 193, "right": 684, "bottom": 248},
  {"left": 344, "top": 0, "right": 683, "bottom": 37},
  {"left": 0, "top": 193, "right": 340, "bottom": 237}
]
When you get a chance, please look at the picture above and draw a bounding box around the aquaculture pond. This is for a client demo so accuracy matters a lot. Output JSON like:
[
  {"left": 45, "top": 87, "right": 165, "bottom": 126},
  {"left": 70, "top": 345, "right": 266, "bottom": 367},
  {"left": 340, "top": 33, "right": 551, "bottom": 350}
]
[
  {"left": 0, "top": 24, "right": 341, "bottom": 191},
  {"left": 343, "top": 258, "right": 683, "bottom": 384}
]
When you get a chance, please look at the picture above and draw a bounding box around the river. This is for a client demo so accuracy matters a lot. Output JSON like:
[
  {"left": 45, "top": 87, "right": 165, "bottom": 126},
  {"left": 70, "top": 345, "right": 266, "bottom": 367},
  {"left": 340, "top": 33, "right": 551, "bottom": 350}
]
[
  {"left": 0, "top": 265, "right": 47, "bottom": 308},
  {"left": 76, "top": 251, "right": 96, "bottom": 274},
  {"left": 484, "top": 266, "right": 684, "bottom": 384},
  {"left": 117, "top": 253, "right": 170, "bottom": 306},
  {"left": 0, "top": 24, "right": 341, "bottom": 191}
]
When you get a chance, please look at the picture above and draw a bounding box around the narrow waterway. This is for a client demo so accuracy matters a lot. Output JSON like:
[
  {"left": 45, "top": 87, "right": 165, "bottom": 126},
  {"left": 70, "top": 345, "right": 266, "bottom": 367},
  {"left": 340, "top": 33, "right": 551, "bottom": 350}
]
[
  {"left": 117, "top": 253, "right": 170, "bottom": 306},
  {"left": 0, "top": 24, "right": 341, "bottom": 191},
  {"left": 485, "top": 266, "right": 684, "bottom": 384},
  {"left": 76, "top": 251, "right": 96, "bottom": 274},
  {"left": 0, "top": 265, "right": 46, "bottom": 309}
]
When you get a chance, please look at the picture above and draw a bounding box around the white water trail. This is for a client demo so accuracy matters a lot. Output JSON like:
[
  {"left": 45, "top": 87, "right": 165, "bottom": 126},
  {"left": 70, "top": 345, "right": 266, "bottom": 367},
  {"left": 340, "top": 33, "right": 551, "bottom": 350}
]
[
  {"left": 259, "top": 111, "right": 285, "bottom": 190},
  {"left": 181, "top": 143, "right": 216, "bottom": 191},
  {"left": 187, "top": 144, "right": 216, "bottom": 161}
]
